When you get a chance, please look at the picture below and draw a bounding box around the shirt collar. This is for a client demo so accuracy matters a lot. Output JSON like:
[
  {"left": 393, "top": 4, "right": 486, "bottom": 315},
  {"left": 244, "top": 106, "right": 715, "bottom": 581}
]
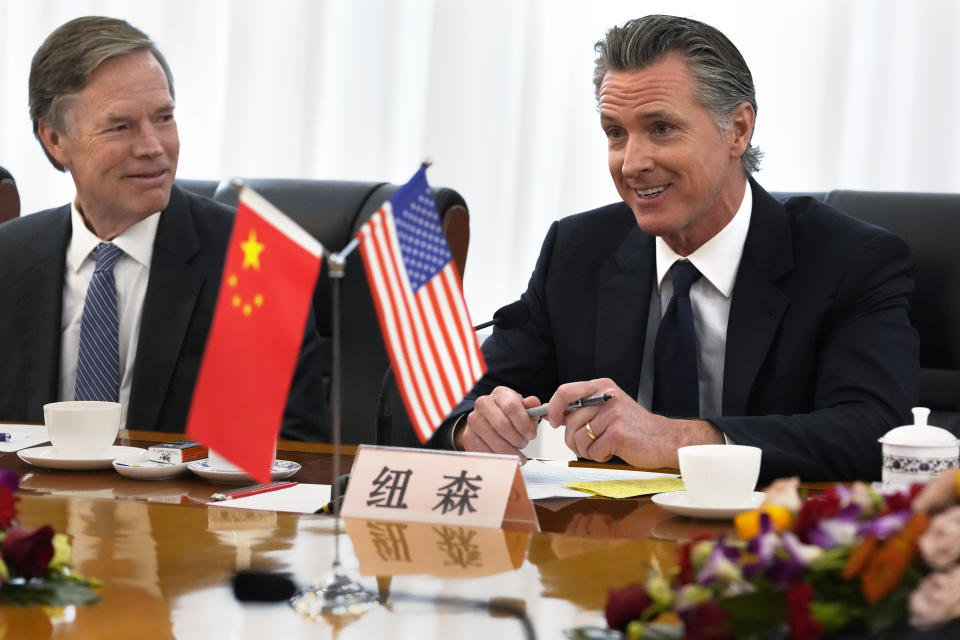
[
  {"left": 655, "top": 179, "right": 752, "bottom": 298},
  {"left": 66, "top": 203, "right": 161, "bottom": 273}
]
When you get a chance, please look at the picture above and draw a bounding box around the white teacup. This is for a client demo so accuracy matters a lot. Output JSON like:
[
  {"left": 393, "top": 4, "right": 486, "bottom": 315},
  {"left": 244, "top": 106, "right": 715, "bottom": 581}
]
[
  {"left": 43, "top": 401, "right": 121, "bottom": 459},
  {"left": 678, "top": 444, "right": 762, "bottom": 506}
]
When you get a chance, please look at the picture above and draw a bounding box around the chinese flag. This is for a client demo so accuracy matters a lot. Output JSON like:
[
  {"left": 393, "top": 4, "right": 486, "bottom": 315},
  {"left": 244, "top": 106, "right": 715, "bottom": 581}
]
[{"left": 186, "top": 187, "right": 323, "bottom": 483}]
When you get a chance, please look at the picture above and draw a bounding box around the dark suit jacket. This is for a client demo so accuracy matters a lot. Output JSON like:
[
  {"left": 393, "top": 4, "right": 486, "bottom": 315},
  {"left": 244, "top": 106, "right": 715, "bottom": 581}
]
[
  {"left": 0, "top": 186, "right": 327, "bottom": 441},
  {"left": 434, "top": 180, "right": 919, "bottom": 481}
]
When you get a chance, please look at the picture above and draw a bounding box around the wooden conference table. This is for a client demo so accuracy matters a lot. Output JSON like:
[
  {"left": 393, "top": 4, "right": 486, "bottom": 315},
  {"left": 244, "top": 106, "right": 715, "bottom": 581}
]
[{"left": 0, "top": 430, "right": 736, "bottom": 640}]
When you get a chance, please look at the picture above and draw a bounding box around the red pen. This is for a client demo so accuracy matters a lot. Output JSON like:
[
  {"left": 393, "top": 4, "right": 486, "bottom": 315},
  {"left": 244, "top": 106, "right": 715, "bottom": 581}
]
[{"left": 210, "top": 481, "right": 298, "bottom": 501}]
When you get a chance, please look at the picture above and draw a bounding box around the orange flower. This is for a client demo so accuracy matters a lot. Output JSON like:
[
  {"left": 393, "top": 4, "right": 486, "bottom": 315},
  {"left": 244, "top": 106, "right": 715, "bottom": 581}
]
[
  {"left": 842, "top": 535, "right": 878, "bottom": 580},
  {"left": 900, "top": 511, "right": 930, "bottom": 542},
  {"left": 860, "top": 513, "right": 928, "bottom": 604},
  {"left": 734, "top": 505, "right": 793, "bottom": 540}
]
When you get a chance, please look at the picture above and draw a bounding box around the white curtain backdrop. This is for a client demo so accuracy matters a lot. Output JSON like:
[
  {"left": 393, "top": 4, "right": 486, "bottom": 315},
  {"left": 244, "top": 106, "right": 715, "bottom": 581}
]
[{"left": 2, "top": 0, "right": 959, "bottom": 324}]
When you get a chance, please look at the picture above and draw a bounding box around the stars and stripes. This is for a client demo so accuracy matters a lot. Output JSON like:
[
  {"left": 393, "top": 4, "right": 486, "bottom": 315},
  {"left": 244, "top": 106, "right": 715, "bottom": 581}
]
[{"left": 357, "top": 166, "right": 485, "bottom": 443}]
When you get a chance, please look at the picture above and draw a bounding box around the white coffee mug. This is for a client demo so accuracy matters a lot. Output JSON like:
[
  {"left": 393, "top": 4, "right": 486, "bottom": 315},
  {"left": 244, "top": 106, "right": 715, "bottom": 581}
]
[
  {"left": 43, "top": 401, "right": 121, "bottom": 459},
  {"left": 678, "top": 444, "right": 762, "bottom": 506}
]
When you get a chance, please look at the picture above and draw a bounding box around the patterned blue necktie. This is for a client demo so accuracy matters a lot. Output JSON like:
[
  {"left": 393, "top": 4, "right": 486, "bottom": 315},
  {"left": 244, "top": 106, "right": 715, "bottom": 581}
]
[
  {"left": 75, "top": 243, "right": 123, "bottom": 402},
  {"left": 652, "top": 260, "right": 703, "bottom": 418}
]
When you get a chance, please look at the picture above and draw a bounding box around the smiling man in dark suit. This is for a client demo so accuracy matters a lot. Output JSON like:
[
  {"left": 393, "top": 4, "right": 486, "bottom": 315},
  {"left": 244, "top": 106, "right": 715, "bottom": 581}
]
[
  {"left": 437, "top": 15, "right": 918, "bottom": 481},
  {"left": 0, "top": 16, "right": 325, "bottom": 441}
]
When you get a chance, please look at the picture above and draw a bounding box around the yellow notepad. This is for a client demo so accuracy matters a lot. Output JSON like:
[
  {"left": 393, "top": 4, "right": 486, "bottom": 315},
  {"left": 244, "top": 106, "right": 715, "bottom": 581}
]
[{"left": 565, "top": 477, "right": 686, "bottom": 498}]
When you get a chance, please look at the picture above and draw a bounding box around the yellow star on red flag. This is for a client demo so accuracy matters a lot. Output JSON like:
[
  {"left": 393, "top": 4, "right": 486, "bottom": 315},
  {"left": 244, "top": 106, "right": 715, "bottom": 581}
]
[{"left": 241, "top": 229, "right": 265, "bottom": 270}]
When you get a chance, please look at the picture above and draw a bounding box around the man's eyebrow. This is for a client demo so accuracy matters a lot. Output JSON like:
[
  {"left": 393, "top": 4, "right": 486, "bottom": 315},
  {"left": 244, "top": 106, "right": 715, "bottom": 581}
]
[
  {"left": 600, "top": 108, "right": 676, "bottom": 123},
  {"left": 639, "top": 109, "right": 674, "bottom": 120},
  {"left": 99, "top": 113, "right": 129, "bottom": 125}
]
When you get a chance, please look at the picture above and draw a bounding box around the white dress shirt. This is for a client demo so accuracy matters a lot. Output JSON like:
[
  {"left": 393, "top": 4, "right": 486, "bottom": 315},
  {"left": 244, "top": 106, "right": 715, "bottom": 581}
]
[
  {"left": 60, "top": 205, "right": 160, "bottom": 427},
  {"left": 637, "top": 180, "right": 752, "bottom": 423}
]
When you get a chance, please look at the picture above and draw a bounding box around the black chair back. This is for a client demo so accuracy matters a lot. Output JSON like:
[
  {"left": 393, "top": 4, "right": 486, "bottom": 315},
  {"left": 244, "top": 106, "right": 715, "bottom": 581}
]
[
  {"left": 0, "top": 166, "right": 20, "bottom": 224},
  {"left": 775, "top": 190, "right": 960, "bottom": 431},
  {"left": 209, "top": 178, "right": 469, "bottom": 445}
]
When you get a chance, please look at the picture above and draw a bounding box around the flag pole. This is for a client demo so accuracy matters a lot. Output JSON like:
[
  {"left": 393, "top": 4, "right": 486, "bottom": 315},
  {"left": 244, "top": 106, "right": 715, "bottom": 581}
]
[
  {"left": 329, "top": 252, "right": 345, "bottom": 569},
  {"left": 291, "top": 251, "right": 378, "bottom": 620},
  {"left": 333, "top": 159, "right": 430, "bottom": 262}
]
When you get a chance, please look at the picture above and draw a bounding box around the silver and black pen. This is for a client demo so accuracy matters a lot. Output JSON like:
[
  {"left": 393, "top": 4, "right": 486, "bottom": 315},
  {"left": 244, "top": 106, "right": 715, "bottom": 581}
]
[{"left": 526, "top": 393, "right": 613, "bottom": 418}]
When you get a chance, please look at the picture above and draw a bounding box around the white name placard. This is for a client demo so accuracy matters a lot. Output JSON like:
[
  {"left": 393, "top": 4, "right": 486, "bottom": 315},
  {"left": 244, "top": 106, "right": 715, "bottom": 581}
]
[{"left": 340, "top": 445, "right": 539, "bottom": 531}]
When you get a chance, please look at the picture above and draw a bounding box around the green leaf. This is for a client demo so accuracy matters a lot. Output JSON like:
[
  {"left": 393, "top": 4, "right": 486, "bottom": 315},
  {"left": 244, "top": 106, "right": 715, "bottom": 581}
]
[
  {"left": 633, "top": 623, "right": 684, "bottom": 639},
  {"left": 1, "top": 573, "right": 100, "bottom": 607},
  {"left": 564, "top": 627, "right": 624, "bottom": 640},
  {"left": 807, "top": 546, "right": 849, "bottom": 573},
  {"left": 862, "top": 566, "right": 924, "bottom": 635},
  {"left": 811, "top": 600, "right": 856, "bottom": 632},
  {"left": 721, "top": 588, "right": 787, "bottom": 636}
]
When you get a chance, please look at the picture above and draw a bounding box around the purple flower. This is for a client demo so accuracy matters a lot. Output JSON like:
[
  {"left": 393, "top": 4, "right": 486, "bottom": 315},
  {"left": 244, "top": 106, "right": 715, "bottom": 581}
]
[
  {"left": 744, "top": 514, "right": 783, "bottom": 579},
  {"left": 747, "top": 514, "right": 779, "bottom": 561},
  {"left": 832, "top": 483, "right": 853, "bottom": 506},
  {"left": 858, "top": 509, "right": 912, "bottom": 540},
  {"left": 0, "top": 470, "right": 19, "bottom": 493},
  {"left": 697, "top": 539, "right": 743, "bottom": 586},
  {"left": 806, "top": 511, "right": 859, "bottom": 549},
  {"left": 763, "top": 556, "right": 808, "bottom": 586},
  {"left": 742, "top": 525, "right": 810, "bottom": 587},
  {"left": 781, "top": 532, "right": 823, "bottom": 565}
]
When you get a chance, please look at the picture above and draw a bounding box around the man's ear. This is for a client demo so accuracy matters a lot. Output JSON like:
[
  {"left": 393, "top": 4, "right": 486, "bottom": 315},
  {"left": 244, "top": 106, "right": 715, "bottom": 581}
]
[
  {"left": 37, "top": 120, "right": 71, "bottom": 170},
  {"left": 728, "top": 102, "right": 755, "bottom": 159}
]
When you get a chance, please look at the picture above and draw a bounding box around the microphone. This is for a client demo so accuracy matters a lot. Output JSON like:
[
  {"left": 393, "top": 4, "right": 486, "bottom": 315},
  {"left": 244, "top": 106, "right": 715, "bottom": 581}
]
[
  {"left": 473, "top": 299, "right": 529, "bottom": 331},
  {"left": 375, "top": 300, "right": 530, "bottom": 447},
  {"left": 233, "top": 570, "right": 535, "bottom": 638}
]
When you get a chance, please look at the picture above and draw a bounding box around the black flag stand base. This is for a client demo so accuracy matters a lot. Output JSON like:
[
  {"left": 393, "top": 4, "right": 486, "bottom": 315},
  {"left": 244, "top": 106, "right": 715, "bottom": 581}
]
[{"left": 290, "top": 251, "right": 378, "bottom": 619}]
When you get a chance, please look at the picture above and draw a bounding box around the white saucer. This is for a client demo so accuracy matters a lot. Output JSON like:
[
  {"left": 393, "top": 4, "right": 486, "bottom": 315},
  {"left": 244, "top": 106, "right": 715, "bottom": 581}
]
[
  {"left": 651, "top": 490, "right": 765, "bottom": 520},
  {"left": 187, "top": 459, "right": 301, "bottom": 484},
  {"left": 18, "top": 445, "right": 147, "bottom": 471},
  {"left": 112, "top": 452, "right": 189, "bottom": 480}
]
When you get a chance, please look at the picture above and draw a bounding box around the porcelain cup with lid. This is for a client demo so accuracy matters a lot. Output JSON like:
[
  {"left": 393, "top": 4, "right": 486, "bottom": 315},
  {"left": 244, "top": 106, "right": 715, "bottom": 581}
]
[{"left": 879, "top": 407, "right": 959, "bottom": 489}]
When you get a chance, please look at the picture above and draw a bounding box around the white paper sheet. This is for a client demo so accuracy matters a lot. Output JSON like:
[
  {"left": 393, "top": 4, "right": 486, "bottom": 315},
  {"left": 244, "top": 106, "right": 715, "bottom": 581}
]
[
  {"left": 520, "top": 459, "right": 679, "bottom": 500},
  {"left": 206, "top": 483, "right": 331, "bottom": 514},
  {"left": 0, "top": 425, "right": 50, "bottom": 452}
]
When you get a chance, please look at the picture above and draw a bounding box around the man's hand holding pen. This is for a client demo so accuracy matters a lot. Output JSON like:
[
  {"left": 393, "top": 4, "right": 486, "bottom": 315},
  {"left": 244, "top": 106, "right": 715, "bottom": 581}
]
[
  {"left": 548, "top": 378, "right": 724, "bottom": 468},
  {"left": 459, "top": 378, "right": 725, "bottom": 466},
  {"left": 460, "top": 386, "right": 616, "bottom": 460}
]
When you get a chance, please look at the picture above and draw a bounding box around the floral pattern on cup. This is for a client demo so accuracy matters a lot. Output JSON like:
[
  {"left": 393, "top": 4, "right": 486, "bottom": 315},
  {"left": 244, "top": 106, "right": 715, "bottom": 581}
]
[{"left": 882, "top": 455, "right": 958, "bottom": 475}]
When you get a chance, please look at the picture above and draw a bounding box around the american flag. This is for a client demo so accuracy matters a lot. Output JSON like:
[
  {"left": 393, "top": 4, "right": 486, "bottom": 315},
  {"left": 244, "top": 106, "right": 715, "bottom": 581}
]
[{"left": 357, "top": 166, "right": 485, "bottom": 443}]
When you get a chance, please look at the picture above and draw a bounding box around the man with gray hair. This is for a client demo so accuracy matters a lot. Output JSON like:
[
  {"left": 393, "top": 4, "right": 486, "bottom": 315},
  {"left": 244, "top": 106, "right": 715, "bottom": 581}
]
[
  {"left": 0, "top": 16, "right": 326, "bottom": 441},
  {"left": 437, "top": 15, "right": 918, "bottom": 481}
]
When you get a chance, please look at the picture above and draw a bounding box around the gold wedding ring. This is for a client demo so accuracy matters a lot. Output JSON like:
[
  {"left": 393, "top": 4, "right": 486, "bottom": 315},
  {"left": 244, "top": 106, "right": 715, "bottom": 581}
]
[{"left": 585, "top": 423, "right": 597, "bottom": 440}]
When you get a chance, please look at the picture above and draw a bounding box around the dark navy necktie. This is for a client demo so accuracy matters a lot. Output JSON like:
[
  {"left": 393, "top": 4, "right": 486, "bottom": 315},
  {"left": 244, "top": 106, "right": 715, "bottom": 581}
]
[
  {"left": 652, "top": 260, "right": 702, "bottom": 418},
  {"left": 75, "top": 242, "right": 123, "bottom": 402}
]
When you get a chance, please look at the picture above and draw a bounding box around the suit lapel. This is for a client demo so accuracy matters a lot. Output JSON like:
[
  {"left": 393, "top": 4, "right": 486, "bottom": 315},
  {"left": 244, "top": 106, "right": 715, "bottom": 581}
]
[
  {"left": 595, "top": 224, "right": 655, "bottom": 397},
  {"left": 722, "top": 181, "right": 793, "bottom": 416},
  {"left": 127, "top": 188, "right": 204, "bottom": 428},
  {"left": 19, "top": 209, "right": 71, "bottom": 420}
]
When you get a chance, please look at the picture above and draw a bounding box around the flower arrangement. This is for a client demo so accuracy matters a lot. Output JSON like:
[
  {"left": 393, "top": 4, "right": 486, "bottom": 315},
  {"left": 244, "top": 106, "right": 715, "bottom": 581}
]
[
  {"left": 0, "top": 470, "right": 99, "bottom": 606},
  {"left": 568, "top": 471, "right": 960, "bottom": 640}
]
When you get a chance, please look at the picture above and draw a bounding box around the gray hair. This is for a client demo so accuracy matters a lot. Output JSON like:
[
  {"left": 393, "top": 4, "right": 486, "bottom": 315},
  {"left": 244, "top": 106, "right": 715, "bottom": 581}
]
[
  {"left": 594, "top": 15, "right": 762, "bottom": 174},
  {"left": 29, "top": 16, "right": 175, "bottom": 171}
]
